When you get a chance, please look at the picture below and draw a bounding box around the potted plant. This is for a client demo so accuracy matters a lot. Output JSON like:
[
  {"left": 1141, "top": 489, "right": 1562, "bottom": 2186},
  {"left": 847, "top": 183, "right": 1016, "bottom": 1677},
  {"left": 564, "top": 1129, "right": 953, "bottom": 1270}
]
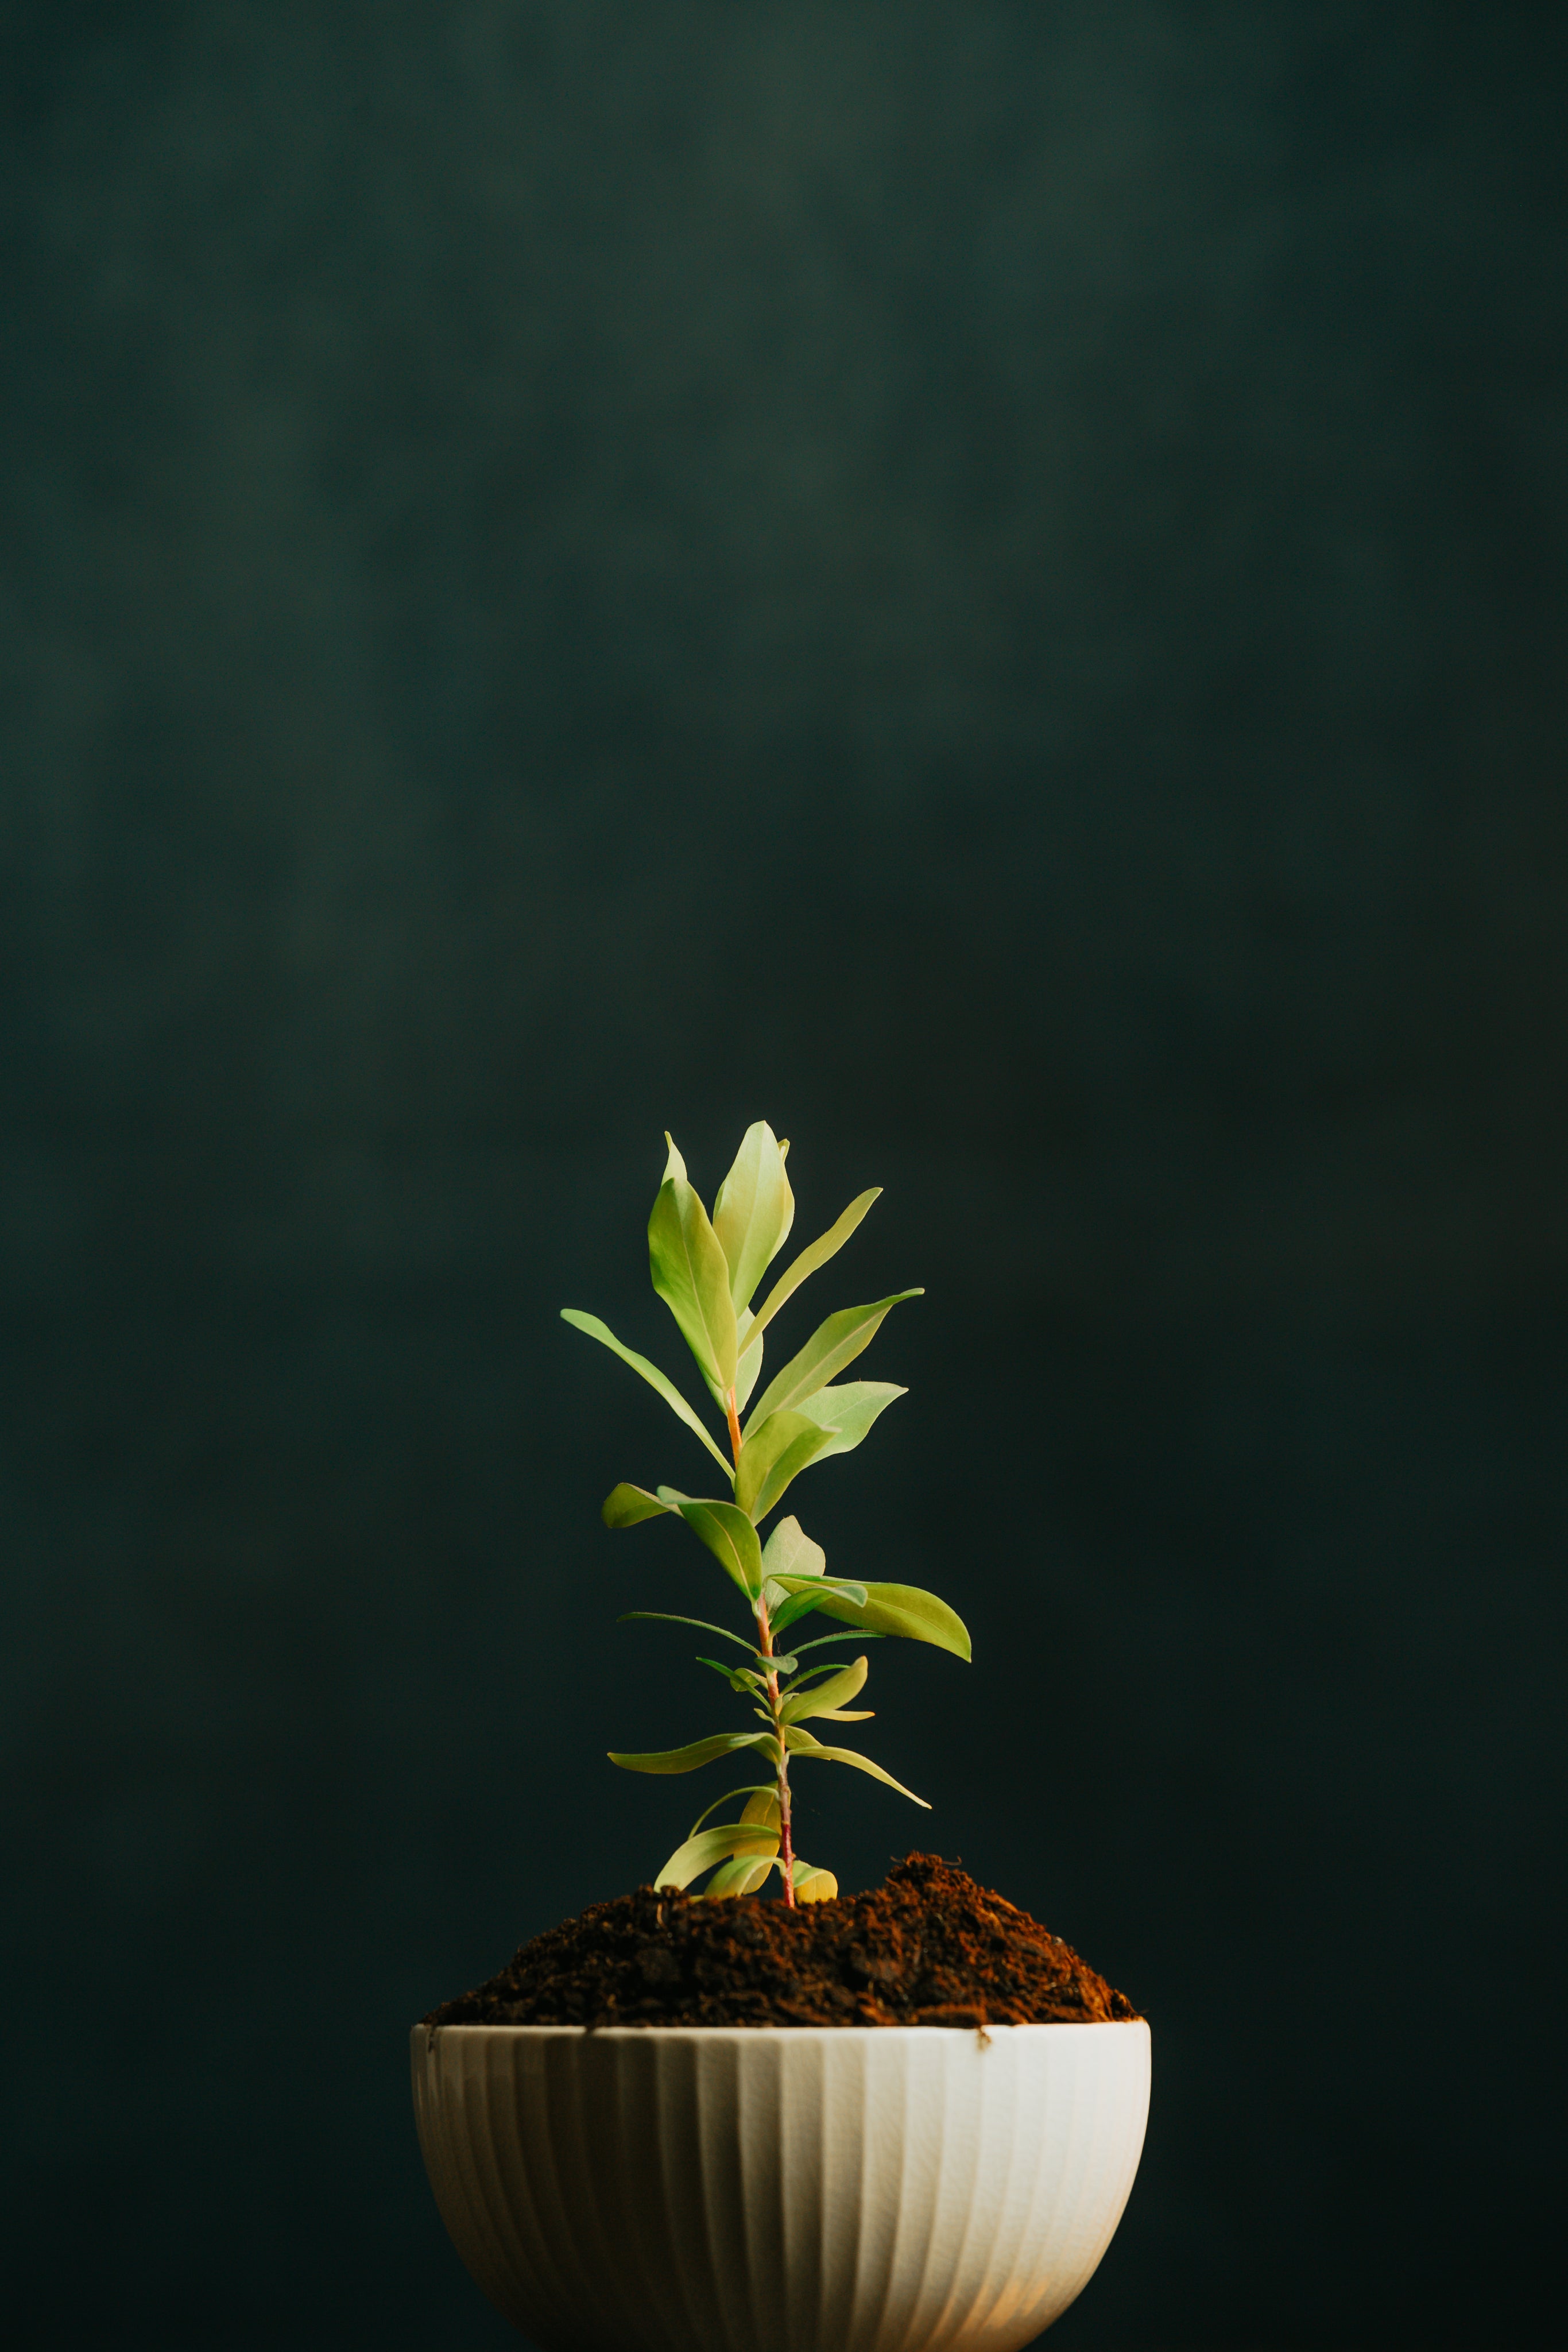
[{"left": 413, "top": 1125, "right": 1150, "bottom": 2352}]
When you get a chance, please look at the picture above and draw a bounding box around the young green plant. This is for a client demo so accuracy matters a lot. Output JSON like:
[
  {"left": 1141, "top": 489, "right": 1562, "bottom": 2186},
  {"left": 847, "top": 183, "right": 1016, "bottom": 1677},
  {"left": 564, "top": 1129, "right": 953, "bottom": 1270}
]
[{"left": 563, "top": 1123, "right": 970, "bottom": 1907}]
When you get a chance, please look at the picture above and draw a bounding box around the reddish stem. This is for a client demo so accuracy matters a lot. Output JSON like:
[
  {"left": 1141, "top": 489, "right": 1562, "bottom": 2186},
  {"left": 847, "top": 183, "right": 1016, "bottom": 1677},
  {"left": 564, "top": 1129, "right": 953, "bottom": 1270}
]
[{"left": 733, "top": 1382, "right": 796, "bottom": 1908}]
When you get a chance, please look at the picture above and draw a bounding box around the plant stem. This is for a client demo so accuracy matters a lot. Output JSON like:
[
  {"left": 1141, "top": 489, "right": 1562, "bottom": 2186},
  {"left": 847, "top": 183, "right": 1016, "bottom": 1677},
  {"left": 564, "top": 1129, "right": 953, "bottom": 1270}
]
[
  {"left": 730, "top": 1382, "right": 795, "bottom": 1908},
  {"left": 754, "top": 1607, "right": 796, "bottom": 1906}
]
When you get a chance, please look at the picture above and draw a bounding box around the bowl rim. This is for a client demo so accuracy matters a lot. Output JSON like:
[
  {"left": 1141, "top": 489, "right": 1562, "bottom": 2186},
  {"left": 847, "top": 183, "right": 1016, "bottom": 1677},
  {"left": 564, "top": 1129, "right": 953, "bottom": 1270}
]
[{"left": 413, "top": 2018, "right": 1148, "bottom": 2041}]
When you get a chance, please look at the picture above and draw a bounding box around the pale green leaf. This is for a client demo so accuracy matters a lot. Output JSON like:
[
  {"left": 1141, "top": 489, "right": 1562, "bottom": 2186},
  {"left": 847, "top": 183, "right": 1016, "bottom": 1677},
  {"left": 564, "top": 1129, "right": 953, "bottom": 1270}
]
[
  {"left": 779, "top": 1653, "right": 869, "bottom": 1725},
  {"left": 656, "top": 1819, "right": 779, "bottom": 1890},
  {"left": 780, "top": 1579, "right": 971, "bottom": 1661},
  {"left": 746, "top": 1189, "right": 882, "bottom": 1339},
  {"left": 602, "top": 1481, "right": 669, "bottom": 1528},
  {"left": 759, "top": 1516, "right": 826, "bottom": 1583},
  {"left": 791, "top": 1858, "right": 839, "bottom": 1902},
  {"left": 560, "top": 1310, "right": 733, "bottom": 1480},
  {"left": 610, "top": 1731, "right": 777, "bottom": 1775},
  {"left": 740, "top": 1789, "right": 781, "bottom": 1828},
  {"left": 702, "top": 1854, "right": 777, "bottom": 1897},
  {"left": 661, "top": 1495, "right": 764, "bottom": 1597},
  {"left": 784, "top": 1726, "right": 930, "bottom": 1806},
  {"left": 734, "top": 1410, "right": 835, "bottom": 1520},
  {"left": 647, "top": 1134, "right": 740, "bottom": 1392},
  {"left": 793, "top": 1381, "right": 907, "bottom": 1463},
  {"left": 713, "top": 1123, "right": 795, "bottom": 1313},
  {"left": 745, "top": 1293, "right": 922, "bottom": 1432}
]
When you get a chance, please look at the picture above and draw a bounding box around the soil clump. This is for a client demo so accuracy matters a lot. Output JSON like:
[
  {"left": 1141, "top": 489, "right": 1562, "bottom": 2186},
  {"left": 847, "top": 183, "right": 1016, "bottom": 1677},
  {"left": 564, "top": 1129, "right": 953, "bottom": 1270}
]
[{"left": 425, "top": 1854, "right": 1139, "bottom": 2030}]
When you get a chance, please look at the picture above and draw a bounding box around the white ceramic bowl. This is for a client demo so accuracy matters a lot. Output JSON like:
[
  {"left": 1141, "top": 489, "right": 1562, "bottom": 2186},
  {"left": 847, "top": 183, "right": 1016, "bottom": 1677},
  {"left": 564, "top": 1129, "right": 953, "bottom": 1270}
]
[{"left": 412, "top": 2020, "right": 1150, "bottom": 2352}]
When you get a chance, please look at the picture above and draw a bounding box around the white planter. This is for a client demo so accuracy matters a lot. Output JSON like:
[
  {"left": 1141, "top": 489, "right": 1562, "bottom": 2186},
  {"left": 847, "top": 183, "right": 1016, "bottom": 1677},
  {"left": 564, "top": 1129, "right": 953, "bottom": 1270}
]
[{"left": 412, "top": 2020, "right": 1150, "bottom": 2352}]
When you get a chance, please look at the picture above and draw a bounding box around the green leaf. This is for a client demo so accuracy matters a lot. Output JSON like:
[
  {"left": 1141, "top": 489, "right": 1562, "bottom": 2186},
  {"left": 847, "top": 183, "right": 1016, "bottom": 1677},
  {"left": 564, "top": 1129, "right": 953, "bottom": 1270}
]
[
  {"left": 601, "top": 1481, "right": 669, "bottom": 1528},
  {"left": 784, "top": 1726, "right": 930, "bottom": 1806},
  {"left": 740, "top": 1789, "right": 782, "bottom": 1828},
  {"left": 779, "top": 1653, "right": 869, "bottom": 1724},
  {"left": 747, "top": 1189, "right": 882, "bottom": 1339},
  {"left": 712, "top": 1123, "right": 795, "bottom": 1313},
  {"left": 656, "top": 1819, "right": 779, "bottom": 1890},
  {"left": 560, "top": 1310, "right": 734, "bottom": 1480},
  {"left": 734, "top": 1410, "right": 835, "bottom": 1520},
  {"left": 660, "top": 1494, "right": 764, "bottom": 1597},
  {"left": 779, "top": 1579, "right": 972, "bottom": 1661},
  {"left": 745, "top": 1293, "right": 923, "bottom": 1432},
  {"left": 647, "top": 1134, "right": 740, "bottom": 1394},
  {"left": 610, "top": 1731, "right": 777, "bottom": 1775},
  {"left": 793, "top": 1381, "right": 906, "bottom": 1462},
  {"left": 759, "top": 1515, "right": 826, "bottom": 1583}
]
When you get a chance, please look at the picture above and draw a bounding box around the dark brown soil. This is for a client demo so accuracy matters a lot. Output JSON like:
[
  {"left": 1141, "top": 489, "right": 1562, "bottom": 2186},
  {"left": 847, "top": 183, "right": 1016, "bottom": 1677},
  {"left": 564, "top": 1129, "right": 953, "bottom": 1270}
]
[{"left": 424, "top": 1854, "right": 1139, "bottom": 2030}]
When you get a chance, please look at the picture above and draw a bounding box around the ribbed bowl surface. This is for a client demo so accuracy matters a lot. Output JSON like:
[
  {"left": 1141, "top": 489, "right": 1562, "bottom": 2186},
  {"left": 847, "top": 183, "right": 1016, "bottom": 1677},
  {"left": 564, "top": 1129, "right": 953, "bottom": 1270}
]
[{"left": 412, "top": 2021, "right": 1150, "bottom": 2352}]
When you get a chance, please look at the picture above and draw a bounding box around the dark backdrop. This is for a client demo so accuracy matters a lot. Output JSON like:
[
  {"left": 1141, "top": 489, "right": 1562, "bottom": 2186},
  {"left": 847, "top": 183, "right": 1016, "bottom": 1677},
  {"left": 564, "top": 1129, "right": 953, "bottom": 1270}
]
[{"left": 4, "top": 5, "right": 1565, "bottom": 2346}]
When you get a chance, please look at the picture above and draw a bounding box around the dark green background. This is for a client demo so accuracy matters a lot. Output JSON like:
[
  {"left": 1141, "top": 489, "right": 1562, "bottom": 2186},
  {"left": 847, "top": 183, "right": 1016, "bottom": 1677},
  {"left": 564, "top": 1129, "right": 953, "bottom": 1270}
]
[{"left": 5, "top": 5, "right": 1565, "bottom": 2345}]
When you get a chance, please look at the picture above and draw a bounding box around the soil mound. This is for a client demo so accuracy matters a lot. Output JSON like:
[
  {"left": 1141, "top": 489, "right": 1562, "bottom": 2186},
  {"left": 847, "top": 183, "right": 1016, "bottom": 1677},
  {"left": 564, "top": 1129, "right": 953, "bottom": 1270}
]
[{"left": 424, "top": 1854, "right": 1139, "bottom": 2030}]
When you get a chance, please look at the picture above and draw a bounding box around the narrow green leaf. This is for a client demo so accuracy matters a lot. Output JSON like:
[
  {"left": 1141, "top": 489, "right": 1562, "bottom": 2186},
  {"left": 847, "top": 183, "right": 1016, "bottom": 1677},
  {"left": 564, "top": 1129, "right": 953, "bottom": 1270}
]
[
  {"left": 663, "top": 1496, "right": 764, "bottom": 1597},
  {"left": 610, "top": 1731, "right": 777, "bottom": 1775},
  {"left": 747, "top": 1189, "right": 882, "bottom": 1339},
  {"left": 780, "top": 1579, "right": 972, "bottom": 1661},
  {"left": 793, "top": 1380, "right": 907, "bottom": 1462},
  {"left": 779, "top": 1653, "right": 869, "bottom": 1725},
  {"left": 560, "top": 1310, "right": 734, "bottom": 1480},
  {"left": 695, "top": 1656, "right": 764, "bottom": 1692},
  {"left": 745, "top": 1293, "right": 923, "bottom": 1432},
  {"left": 780, "top": 1657, "right": 856, "bottom": 1689},
  {"left": 734, "top": 1409, "right": 835, "bottom": 1519},
  {"left": 621, "top": 1612, "right": 792, "bottom": 1674},
  {"left": 733, "top": 1317, "right": 765, "bottom": 1414},
  {"left": 688, "top": 1784, "right": 778, "bottom": 1835},
  {"left": 740, "top": 1789, "right": 781, "bottom": 1829},
  {"left": 656, "top": 1819, "right": 779, "bottom": 1890},
  {"left": 712, "top": 1122, "right": 795, "bottom": 1313},
  {"left": 784, "top": 1726, "right": 930, "bottom": 1807},
  {"left": 647, "top": 1135, "right": 739, "bottom": 1392},
  {"left": 602, "top": 1481, "right": 669, "bottom": 1528},
  {"left": 789, "top": 1628, "right": 886, "bottom": 1655},
  {"left": 620, "top": 1611, "right": 755, "bottom": 1653}
]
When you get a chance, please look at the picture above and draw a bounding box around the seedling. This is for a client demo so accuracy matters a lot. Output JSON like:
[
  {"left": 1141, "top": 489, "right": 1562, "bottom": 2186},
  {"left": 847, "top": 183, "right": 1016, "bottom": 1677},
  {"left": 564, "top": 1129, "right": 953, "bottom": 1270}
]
[{"left": 563, "top": 1123, "right": 970, "bottom": 1906}]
